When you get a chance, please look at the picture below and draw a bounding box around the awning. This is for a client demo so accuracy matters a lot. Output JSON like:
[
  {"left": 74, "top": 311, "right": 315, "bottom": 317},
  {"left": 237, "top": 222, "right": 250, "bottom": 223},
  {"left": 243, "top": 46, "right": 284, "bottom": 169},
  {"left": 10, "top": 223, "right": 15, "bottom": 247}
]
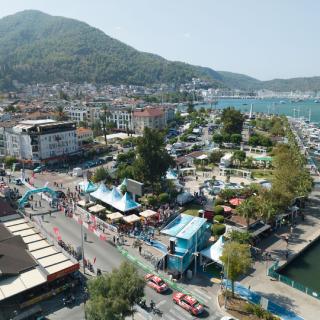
[
  {"left": 89, "top": 204, "right": 106, "bottom": 213},
  {"left": 106, "top": 212, "right": 124, "bottom": 221},
  {"left": 77, "top": 200, "right": 94, "bottom": 207},
  {"left": 139, "top": 209, "right": 157, "bottom": 219},
  {"left": 200, "top": 236, "right": 225, "bottom": 265},
  {"left": 123, "top": 214, "right": 140, "bottom": 224},
  {"left": 229, "top": 198, "right": 244, "bottom": 206},
  {"left": 251, "top": 224, "right": 271, "bottom": 237}
]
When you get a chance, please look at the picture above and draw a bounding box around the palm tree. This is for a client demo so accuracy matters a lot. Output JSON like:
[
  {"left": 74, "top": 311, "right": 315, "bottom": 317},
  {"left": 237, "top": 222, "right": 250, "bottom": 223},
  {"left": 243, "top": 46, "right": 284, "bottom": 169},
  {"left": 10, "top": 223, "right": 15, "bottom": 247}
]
[
  {"left": 237, "top": 198, "right": 257, "bottom": 229},
  {"left": 99, "top": 104, "right": 112, "bottom": 145},
  {"left": 55, "top": 105, "right": 68, "bottom": 121}
]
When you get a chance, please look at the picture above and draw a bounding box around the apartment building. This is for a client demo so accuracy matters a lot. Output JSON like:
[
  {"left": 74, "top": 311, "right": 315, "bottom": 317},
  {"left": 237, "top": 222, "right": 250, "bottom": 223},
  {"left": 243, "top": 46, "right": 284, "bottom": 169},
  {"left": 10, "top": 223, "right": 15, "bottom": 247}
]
[
  {"left": 77, "top": 127, "right": 94, "bottom": 146},
  {"left": 5, "top": 119, "right": 78, "bottom": 163},
  {"left": 133, "top": 107, "right": 166, "bottom": 134}
]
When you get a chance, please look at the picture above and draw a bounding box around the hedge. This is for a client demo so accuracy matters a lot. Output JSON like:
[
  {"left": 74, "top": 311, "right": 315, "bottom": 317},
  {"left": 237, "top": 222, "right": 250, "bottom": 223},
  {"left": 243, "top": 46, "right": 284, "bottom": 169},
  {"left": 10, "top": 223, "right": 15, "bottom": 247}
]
[
  {"left": 211, "top": 223, "right": 226, "bottom": 236},
  {"left": 214, "top": 215, "right": 224, "bottom": 223},
  {"left": 214, "top": 205, "right": 224, "bottom": 216}
]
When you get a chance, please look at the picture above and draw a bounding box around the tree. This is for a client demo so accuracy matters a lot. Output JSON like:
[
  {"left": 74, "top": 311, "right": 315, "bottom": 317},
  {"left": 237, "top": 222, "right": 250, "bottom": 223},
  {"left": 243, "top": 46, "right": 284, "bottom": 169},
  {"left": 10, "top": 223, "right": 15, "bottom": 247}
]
[
  {"left": 212, "top": 134, "right": 223, "bottom": 145},
  {"left": 86, "top": 261, "right": 145, "bottom": 320},
  {"left": 230, "top": 134, "right": 242, "bottom": 145},
  {"left": 133, "top": 128, "right": 174, "bottom": 190},
  {"left": 99, "top": 104, "right": 111, "bottom": 145},
  {"left": 187, "top": 101, "right": 195, "bottom": 114},
  {"left": 220, "top": 241, "right": 252, "bottom": 297},
  {"left": 232, "top": 150, "right": 246, "bottom": 167},
  {"left": 55, "top": 105, "right": 68, "bottom": 121},
  {"left": 228, "top": 230, "right": 252, "bottom": 244},
  {"left": 4, "top": 156, "right": 16, "bottom": 168},
  {"left": 221, "top": 107, "right": 244, "bottom": 135},
  {"left": 92, "top": 167, "right": 110, "bottom": 183},
  {"left": 237, "top": 198, "right": 257, "bottom": 229}
]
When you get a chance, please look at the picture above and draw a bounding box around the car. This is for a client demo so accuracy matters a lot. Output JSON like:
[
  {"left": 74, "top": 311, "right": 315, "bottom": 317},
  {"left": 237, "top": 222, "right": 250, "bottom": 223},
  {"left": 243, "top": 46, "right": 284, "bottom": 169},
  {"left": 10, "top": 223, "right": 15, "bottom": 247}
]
[
  {"left": 172, "top": 292, "right": 204, "bottom": 316},
  {"left": 14, "top": 178, "right": 23, "bottom": 185},
  {"left": 221, "top": 317, "right": 237, "bottom": 320},
  {"left": 55, "top": 190, "right": 66, "bottom": 199},
  {"left": 144, "top": 274, "right": 168, "bottom": 293},
  {"left": 0, "top": 169, "right": 5, "bottom": 176},
  {"left": 33, "top": 165, "right": 46, "bottom": 173}
]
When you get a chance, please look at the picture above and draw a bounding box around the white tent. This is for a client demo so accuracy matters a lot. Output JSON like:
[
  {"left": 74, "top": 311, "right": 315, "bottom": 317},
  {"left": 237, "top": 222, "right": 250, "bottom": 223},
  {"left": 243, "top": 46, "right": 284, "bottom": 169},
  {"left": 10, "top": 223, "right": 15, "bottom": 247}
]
[
  {"left": 139, "top": 209, "right": 157, "bottom": 219},
  {"left": 90, "top": 182, "right": 109, "bottom": 200},
  {"left": 123, "top": 214, "right": 140, "bottom": 224},
  {"left": 200, "top": 236, "right": 225, "bottom": 265},
  {"left": 113, "top": 192, "right": 141, "bottom": 212},
  {"left": 89, "top": 204, "right": 106, "bottom": 213},
  {"left": 106, "top": 212, "right": 124, "bottom": 221}
]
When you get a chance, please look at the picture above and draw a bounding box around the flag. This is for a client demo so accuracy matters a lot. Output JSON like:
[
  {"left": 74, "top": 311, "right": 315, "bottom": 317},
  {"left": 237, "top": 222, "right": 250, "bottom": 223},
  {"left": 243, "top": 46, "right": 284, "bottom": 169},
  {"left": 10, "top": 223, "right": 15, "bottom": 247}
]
[
  {"left": 93, "top": 257, "right": 96, "bottom": 264},
  {"left": 88, "top": 224, "right": 95, "bottom": 232},
  {"left": 53, "top": 227, "right": 59, "bottom": 235},
  {"left": 57, "top": 235, "right": 62, "bottom": 241},
  {"left": 78, "top": 218, "right": 83, "bottom": 224}
]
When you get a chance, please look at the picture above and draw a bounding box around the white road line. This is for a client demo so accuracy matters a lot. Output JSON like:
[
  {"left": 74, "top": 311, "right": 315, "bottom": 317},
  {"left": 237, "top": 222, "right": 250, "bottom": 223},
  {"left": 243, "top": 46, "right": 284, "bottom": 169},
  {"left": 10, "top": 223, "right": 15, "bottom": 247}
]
[
  {"left": 192, "top": 288, "right": 212, "bottom": 302},
  {"left": 155, "top": 299, "right": 166, "bottom": 308},
  {"left": 171, "top": 305, "right": 194, "bottom": 319},
  {"left": 162, "top": 314, "right": 177, "bottom": 320}
]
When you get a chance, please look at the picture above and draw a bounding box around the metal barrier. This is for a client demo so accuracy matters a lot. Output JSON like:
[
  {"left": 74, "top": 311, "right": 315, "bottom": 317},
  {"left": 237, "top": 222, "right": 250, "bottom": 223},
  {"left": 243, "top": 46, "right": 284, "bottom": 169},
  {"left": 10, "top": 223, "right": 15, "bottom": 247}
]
[{"left": 268, "top": 262, "right": 320, "bottom": 300}]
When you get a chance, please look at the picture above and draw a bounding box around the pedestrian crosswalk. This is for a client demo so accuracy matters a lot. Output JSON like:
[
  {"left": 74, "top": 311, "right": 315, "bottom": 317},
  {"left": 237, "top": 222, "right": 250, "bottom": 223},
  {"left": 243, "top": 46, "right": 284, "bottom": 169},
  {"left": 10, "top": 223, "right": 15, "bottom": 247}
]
[{"left": 132, "top": 288, "right": 216, "bottom": 320}]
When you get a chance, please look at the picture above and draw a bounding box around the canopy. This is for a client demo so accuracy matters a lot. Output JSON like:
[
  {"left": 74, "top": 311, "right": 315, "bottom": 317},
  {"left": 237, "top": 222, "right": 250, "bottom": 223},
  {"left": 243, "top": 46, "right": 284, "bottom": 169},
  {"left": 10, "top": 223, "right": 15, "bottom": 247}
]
[
  {"left": 106, "top": 212, "right": 123, "bottom": 221},
  {"left": 117, "top": 178, "right": 128, "bottom": 191},
  {"left": 79, "top": 180, "right": 98, "bottom": 193},
  {"left": 166, "top": 170, "right": 178, "bottom": 180},
  {"left": 91, "top": 183, "right": 109, "bottom": 199},
  {"left": 229, "top": 198, "right": 244, "bottom": 206},
  {"left": 123, "top": 214, "right": 140, "bottom": 224},
  {"left": 200, "top": 236, "right": 225, "bottom": 265},
  {"left": 139, "top": 209, "right": 157, "bottom": 219},
  {"left": 89, "top": 204, "right": 106, "bottom": 213},
  {"left": 221, "top": 205, "right": 232, "bottom": 213},
  {"left": 113, "top": 192, "right": 141, "bottom": 212},
  {"left": 77, "top": 200, "right": 94, "bottom": 207},
  {"left": 196, "top": 154, "right": 208, "bottom": 160}
]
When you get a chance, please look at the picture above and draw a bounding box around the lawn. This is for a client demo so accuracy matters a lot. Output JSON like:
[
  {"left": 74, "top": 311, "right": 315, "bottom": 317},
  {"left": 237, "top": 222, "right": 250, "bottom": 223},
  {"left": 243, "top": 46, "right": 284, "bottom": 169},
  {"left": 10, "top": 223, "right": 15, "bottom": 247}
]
[
  {"left": 182, "top": 203, "right": 203, "bottom": 216},
  {"left": 251, "top": 169, "right": 274, "bottom": 181}
]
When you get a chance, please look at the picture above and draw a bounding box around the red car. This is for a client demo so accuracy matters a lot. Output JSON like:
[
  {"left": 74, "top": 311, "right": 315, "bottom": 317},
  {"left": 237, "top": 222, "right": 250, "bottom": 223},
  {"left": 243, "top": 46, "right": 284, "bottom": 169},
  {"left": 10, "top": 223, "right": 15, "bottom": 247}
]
[
  {"left": 144, "top": 274, "right": 168, "bottom": 293},
  {"left": 172, "top": 292, "right": 204, "bottom": 316}
]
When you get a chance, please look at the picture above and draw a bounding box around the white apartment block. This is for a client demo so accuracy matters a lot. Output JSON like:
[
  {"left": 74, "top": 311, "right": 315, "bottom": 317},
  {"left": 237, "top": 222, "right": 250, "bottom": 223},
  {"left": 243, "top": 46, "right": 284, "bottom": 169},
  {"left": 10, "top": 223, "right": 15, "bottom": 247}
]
[{"left": 5, "top": 120, "right": 78, "bottom": 162}]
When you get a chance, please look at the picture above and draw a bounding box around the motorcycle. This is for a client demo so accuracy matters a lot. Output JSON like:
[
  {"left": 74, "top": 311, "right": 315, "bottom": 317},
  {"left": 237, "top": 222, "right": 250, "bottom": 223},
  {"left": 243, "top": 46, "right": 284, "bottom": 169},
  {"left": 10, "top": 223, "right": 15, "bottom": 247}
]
[{"left": 137, "top": 298, "right": 147, "bottom": 310}]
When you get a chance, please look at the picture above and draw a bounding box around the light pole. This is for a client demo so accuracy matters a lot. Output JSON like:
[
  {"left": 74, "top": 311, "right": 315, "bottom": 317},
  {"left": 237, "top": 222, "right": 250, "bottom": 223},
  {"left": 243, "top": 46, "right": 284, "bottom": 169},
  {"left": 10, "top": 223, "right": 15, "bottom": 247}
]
[{"left": 80, "top": 214, "right": 85, "bottom": 274}]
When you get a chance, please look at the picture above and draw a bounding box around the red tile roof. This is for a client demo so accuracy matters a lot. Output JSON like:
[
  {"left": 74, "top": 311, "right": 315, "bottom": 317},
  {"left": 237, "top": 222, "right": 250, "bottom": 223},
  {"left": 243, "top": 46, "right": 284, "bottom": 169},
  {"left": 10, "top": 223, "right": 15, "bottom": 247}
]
[{"left": 133, "top": 108, "right": 164, "bottom": 117}]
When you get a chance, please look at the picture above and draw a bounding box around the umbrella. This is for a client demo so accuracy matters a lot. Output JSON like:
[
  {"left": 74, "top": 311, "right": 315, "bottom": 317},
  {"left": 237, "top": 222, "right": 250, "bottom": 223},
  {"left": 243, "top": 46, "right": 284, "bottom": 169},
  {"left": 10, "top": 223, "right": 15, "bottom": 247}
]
[
  {"left": 221, "top": 205, "right": 232, "bottom": 213},
  {"left": 229, "top": 198, "right": 244, "bottom": 206}
]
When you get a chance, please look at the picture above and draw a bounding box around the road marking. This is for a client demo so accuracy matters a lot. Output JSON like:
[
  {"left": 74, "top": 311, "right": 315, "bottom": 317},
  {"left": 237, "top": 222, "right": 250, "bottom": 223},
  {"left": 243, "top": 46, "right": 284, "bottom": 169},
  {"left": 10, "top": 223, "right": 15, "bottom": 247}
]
[
  {"left": 170, "top": 305, "right": 194, "bottom": 319},
  {"left": 156, "top": 300, "right": 166, "bottom": 308},
  {"left": 192, "top": 288, "right": 212, "bottom": 302}
]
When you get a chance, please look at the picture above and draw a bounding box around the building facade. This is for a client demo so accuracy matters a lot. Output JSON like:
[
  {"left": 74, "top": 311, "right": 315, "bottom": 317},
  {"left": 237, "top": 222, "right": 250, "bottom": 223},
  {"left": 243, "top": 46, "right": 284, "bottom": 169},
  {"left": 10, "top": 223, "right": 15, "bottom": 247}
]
[
  {"left": 77, "top": 127, "right": 94, "bottom": 146},
  {"left": 5, "top": 120, "right": 78, "bottom": 163},
  {"left": 133, "top": 107, "right": 166, "bottom": 134}
]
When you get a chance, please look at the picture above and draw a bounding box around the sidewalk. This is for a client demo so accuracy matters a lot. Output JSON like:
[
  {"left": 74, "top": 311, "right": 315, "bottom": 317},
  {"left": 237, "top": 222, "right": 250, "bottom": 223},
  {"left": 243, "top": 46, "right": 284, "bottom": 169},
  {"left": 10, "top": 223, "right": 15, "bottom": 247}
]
[{"left": 240, "top": 173, "right": 320, "bottom": 320}]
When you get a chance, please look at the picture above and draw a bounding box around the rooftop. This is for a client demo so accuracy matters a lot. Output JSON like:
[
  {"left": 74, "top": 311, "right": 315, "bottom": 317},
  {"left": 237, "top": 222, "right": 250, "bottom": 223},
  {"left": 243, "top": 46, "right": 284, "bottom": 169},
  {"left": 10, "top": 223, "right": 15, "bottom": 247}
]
[{"left": 133, "top": 107, "right": 164, "bottom": 117}]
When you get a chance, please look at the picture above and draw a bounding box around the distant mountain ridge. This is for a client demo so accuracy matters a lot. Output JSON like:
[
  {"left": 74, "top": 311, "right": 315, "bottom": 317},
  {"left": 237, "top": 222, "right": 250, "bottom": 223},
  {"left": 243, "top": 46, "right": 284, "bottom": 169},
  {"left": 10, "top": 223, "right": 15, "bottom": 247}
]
[
  {"left": 217, "top": 71, "right": 320, "bottom": 92},
  {"left": 0, "top": 10, "right": 319, "bottom": 92}
]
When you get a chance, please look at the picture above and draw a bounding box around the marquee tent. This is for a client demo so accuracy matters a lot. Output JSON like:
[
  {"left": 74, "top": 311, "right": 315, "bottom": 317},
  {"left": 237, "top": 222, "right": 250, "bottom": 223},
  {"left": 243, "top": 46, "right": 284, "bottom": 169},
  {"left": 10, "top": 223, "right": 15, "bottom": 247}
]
[
  {"left": 89, "top": 204, "right": 106, "bottom": 213},
  {"left": 123, "top": 214, "right": 140, "bottom": 224},
  {"left": 139, "top": 209, "right": 157, "bottom": 219},
  {"left": 113, "top": 192, "right": 141, "bottom": 212},
  {"left": 79, "top": 180, "right": 97, "bottom": 193},
  {"left": 200, "top": 236, "right": 225, "bottom": 265},
  {"left": 106, "top": 212, "right": 123, "bottom": 221},
  {"left": 90, "top": 183, "right": 109, "bottom": 200}
]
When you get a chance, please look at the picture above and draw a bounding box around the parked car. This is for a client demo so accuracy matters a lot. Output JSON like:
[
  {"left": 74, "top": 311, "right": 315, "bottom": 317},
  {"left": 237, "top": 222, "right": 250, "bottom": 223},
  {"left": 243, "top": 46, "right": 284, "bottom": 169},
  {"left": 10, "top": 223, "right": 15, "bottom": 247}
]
[
  {"left": 144, "top": 274, "right": 168, "bottom": 293},
  {"left": 0, "top": 169, "right": 5, "bottom": 176},
  {"left": 14, "top": 178, "right": 23, "bottom": 185},
  {"left": 33, "top": 165, "right": 46, "bottom": 173},
  {"left": 55, "top": 190, "right": 66, "bottom": 199},
  {"left": 172, "top": 292, "right": 204, "bottom": 316}
]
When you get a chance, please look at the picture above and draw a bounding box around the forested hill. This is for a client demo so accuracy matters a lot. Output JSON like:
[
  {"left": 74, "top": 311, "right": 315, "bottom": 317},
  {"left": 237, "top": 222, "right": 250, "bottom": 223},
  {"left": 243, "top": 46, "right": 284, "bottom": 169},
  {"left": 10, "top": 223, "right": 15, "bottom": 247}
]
[
  {"left": 217, "top": 71, "right": 320, "bottom": 92},
  {"left": 0, "top": 10, "right": 223, "bottom": 90}
]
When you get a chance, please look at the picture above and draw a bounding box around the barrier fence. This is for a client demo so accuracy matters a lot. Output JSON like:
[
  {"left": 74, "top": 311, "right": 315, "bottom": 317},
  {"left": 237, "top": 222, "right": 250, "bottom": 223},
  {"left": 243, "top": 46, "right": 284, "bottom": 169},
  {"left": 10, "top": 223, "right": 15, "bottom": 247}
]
[{"left": 268, "top": 262, "right": 320, "bottom": 300}]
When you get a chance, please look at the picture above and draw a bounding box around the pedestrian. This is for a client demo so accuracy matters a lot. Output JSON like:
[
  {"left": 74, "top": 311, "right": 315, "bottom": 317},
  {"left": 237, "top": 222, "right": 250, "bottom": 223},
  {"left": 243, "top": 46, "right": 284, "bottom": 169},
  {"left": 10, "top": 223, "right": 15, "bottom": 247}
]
[
  {"left": 39, "top": 201, "right": 41, "bottom": 207},
  {"left": 113, "top": 235, "right": 116, "bottom": 244},
  {"left": 31, "top": 205, "right": 33, "bottom": 210},
  {"left": 285, "top": 250, "right": 289, "bottom": 260},
  {"left": 139, "top": 245, "right": 142, "bottom": 255},
  {"left": 248, "top": 285, "right": 251, "bottom": 291},
  {"left": 61, "top": 183, "right": 62, "bottom": 188}
]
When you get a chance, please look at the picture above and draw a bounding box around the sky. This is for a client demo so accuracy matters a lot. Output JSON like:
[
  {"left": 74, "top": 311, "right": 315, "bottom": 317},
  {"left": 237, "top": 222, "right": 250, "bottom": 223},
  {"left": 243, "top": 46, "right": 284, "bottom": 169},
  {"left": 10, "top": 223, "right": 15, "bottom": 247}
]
[{"left": 1, "top": 0, "right": 319, "bottom": 80}]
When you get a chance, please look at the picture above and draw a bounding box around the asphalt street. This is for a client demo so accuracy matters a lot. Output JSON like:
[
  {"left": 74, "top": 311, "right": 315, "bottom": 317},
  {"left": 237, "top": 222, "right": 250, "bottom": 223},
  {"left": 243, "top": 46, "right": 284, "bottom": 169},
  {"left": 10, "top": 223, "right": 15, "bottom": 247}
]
[{"left": 8, "top": 170, "right": 223, "bottom": 320}]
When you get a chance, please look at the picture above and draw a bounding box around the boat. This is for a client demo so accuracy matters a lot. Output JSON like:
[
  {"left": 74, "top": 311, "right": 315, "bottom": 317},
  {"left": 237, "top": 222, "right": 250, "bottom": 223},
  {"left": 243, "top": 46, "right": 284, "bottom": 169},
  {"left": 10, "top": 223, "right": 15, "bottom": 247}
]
[
  {"left": 314, "top": 100, "right": 319, "bottom": 103},
  {"left": 279, "top": 100, "right": 286, "bottom": 104}
]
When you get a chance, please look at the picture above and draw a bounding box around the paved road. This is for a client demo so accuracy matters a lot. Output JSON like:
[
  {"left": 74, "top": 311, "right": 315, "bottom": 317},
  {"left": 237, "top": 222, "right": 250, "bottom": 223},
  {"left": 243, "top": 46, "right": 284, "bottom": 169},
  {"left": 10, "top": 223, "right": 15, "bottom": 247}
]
[{"left": 8, "top": 170, "right": 223, "bottom": 320}]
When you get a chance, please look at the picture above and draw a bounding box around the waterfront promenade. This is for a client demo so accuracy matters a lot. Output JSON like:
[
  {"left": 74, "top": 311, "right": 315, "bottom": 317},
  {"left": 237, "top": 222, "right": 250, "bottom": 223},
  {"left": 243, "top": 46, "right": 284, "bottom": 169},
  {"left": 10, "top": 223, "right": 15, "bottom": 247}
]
[{"left": 240, "top": 171, "right": 320, "bottom": 320}]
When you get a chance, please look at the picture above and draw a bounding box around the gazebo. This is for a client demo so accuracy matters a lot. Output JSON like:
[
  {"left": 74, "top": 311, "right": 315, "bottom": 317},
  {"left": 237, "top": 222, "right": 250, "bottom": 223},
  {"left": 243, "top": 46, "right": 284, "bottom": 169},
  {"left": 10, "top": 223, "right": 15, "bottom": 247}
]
[
  {"left": 106, "top": 212, "right": 124, "bottom": 221},
  {"left": 123, "top": 214, "right": 141, "bottom": 224}
]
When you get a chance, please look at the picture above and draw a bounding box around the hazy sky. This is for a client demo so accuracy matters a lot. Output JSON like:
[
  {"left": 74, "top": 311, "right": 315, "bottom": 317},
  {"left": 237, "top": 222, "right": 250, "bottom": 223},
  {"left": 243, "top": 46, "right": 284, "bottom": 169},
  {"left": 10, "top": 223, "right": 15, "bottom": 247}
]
[{"left": 1, "top": 0, "right": 319, "bottom": 80}]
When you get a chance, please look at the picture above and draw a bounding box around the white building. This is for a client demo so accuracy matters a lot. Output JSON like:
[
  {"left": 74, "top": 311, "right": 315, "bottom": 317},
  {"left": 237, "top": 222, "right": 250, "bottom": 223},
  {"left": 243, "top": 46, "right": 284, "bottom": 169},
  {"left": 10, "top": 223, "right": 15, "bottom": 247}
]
[
  {"left": 5, "top": 119, "right": 78, "bottom": 163},
  {"left": 64, "top": 105, "right": 87, "bottom": 124}
]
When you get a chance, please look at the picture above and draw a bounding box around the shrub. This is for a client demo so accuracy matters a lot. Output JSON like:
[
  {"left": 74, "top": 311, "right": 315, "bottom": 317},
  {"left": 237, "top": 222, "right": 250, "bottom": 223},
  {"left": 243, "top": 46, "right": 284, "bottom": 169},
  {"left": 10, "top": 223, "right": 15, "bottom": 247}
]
[
  {"left": 158, "top": 192, "right": 169, "bottom": 204},
  {"left": 214, "top": 215, "right": 224, "bottom": 223},
  {"left": 147, "top": 195, "right": 158, "bottom": 207},
  {"left": 214, "top": 205, "right": 224, "bottom": 216},
  {"left": 214, "top": 198, "right": 224, "bottom": 206},
  {"left": 211, "top": 223, "right": 226, "bottom": 236}
]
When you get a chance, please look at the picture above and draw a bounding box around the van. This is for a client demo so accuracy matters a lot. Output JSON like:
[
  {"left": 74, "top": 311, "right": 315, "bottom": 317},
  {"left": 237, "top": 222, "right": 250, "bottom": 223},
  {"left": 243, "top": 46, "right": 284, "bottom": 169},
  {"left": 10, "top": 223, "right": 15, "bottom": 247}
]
[{"left": 73, "top": 167, "right": 83, "bottom": 177}]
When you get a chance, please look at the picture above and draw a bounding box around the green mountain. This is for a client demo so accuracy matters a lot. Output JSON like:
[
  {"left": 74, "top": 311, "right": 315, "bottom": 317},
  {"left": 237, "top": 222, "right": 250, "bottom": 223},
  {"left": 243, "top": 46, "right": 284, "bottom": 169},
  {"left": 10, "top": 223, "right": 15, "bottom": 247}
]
[
  {"left": 217, "top": 71, "right": 320, "bottom": 92},
  {"left": 217, "top": 71, "right": 261, "bottom": 90},
  {"left": 0, "top": 10, "right": 223, "bottom": 90}
]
